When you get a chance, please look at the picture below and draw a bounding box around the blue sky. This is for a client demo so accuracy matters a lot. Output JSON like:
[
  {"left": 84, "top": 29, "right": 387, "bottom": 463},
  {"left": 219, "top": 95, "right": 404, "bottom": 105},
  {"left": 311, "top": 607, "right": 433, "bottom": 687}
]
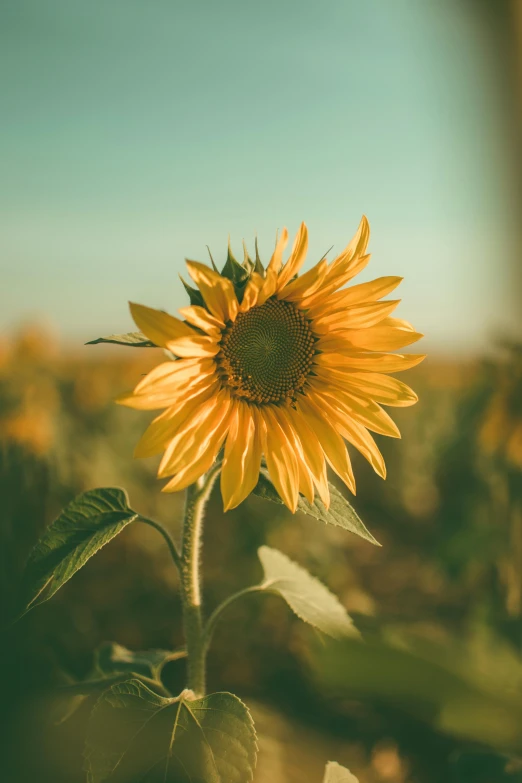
[{"left": 1, "top": 0, "right": 519, "bottom": 353}]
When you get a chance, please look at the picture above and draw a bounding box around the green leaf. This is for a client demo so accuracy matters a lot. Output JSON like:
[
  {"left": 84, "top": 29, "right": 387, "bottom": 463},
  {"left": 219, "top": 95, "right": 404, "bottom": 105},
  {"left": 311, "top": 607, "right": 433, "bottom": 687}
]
[
  {"left": 85, "top": 679, "right": 257, "bottom": 783},
  {"left": 95, "top": 642, "right": 184, "bottom": 680},
  {"left": 323, "top": 761, "right": 359, "bottom": 783},
  {"left": 252, "top": 472, "right": 380, "bottom": 546},
  {"left": 258, "top": 546, "right": 359, "bottom": 639},
  {"left": 18, "top": 488, "right": 138, "bottom": 617},
  {"left": 313, "top": 632, "right": 522, "bottom": 754},
  {"left": 51, "top": 671, "right": 91, "bottom": 725},
  {"left": 86, "top": 332, "right": 156, "bottom": 348},
  {"left": 450, "top": 751, "right": 522, "bottom": 783}
]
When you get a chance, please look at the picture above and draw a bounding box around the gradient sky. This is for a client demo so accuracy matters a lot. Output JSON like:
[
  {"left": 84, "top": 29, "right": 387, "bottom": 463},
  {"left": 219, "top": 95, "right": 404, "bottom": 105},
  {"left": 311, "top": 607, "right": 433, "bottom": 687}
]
[{"left": 1, "top": 0, "right": 520, "bottom": 353}]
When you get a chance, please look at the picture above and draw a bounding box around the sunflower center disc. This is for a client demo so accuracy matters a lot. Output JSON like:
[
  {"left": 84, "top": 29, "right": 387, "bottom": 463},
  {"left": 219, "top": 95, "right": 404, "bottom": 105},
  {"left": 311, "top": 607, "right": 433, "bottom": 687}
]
[{"left": 217, "top": 297, "right": 316, "bottom": 404}]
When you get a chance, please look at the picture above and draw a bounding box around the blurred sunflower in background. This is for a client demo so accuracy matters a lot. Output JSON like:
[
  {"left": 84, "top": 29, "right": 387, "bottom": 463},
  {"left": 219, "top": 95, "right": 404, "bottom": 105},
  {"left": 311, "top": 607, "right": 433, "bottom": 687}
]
[
  {"left": 118, "top": 218, "right": 425, "bottom": 511},
  {"left": 479, "top": 341, "right": 522, "bottom": 471}
]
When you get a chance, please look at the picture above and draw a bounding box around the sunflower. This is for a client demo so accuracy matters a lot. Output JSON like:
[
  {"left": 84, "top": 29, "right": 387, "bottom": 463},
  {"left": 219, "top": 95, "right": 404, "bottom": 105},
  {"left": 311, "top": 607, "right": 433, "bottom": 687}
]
[
  {"left": 118, "top": 217, "right": 425, "bottom": 511},
  {"left": 479, "top": 342, "right": 522, "bottom": 471}
]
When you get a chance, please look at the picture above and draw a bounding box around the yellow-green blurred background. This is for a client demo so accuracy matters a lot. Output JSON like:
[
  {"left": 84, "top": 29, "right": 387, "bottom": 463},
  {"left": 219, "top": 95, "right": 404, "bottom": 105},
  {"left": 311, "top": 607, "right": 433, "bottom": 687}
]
[{"left": 2, "top": 1, "right": 522, "bottom": 781}]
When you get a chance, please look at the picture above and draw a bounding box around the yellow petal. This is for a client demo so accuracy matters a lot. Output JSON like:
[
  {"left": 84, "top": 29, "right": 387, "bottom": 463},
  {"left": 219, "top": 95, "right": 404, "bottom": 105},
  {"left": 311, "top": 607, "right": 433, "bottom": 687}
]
[
  {"left": 134, "top": 358, "right": 212, "bottom": 395},
  {"left": 315, "top": 352, "right": 426, "bottom": 373},
  {"left": 385, "top": 316, "right": 417, "bottom": 331},
  {"left": 329, "top": 215, "right": 370, "bottom": 274},
  {"left": 297, "top": 395, "right": 356, "bottom": 494},
  {"left": 313, "top": 300, "right": 400, "bottom": 333},
  {"left": 318, "top": 316, "right": 423, "bottom": 352},
  {"left": 343, "top": 324, "right": 424, "bottom": 351},
  {"left": 299, "top": 216, "right": 370, "bottom": 309},
  {"left": 221, "top": 402, "right": 263, "bottom": 510},
  {"left": 117, "top": 372, "right": 216, "bottom": 410},
  {"left": 313, "top": 366, "right": 418, "bottom": 407},
  {"left": 166, "top": 335, "right": 220, "bottom": 358},
  {"left": 284, "top": 404, "right": 329, "bottom": 503},
  {"left": 276, "top": 222, "right": 308, "bottom": 290},
  {"left": 260, "top": 405, "right": 299, "bottom": 511},
  {"left": 300, "top": 254, "right": 371, "bottom": 308},
  {"left": 134, "top": 382, "right": 219, "bottom": 458},
  {"left": 309, "top": 276, "right": 403, "bottom": 317},
  {"left": 186, "top": 260, "right": 239, "bottom": 322},
  {"left": 286, "top": 408, "right": 330, "bottom": 507},
  {"left": 339, "top": 418, "right": 387, "bottom": 479},
  {"left": 256, "top": 228, "right": 289, "bottom": 306},
  {"left": 162, "top": 402, "right": 234, "bottom": 492},
  {"left": 342, "top": 372, "right": 418, "bottom": 407},
  {"left": 272, "top": 406, "right": 314, "bottom": 503},
  {"left": 178, "top": 305, "right": 224, "bottom": 335},
  {"left": 158, "top": 390, "right": 232, "bottom": 478},
  {"left": 279, "top": 259, "right": 328, "bottom": 302},
  {"left": 239, "top": 272, "right": 265, "bottom": 313},
  {"left": 129, "top": 302, "right": 195, "bottom": 347},
  {"left": 310, "top": 382, "right": 401, "bottom": 439},
  {"left": 307, "top": 392, "right": 386, "bottom": 479}
]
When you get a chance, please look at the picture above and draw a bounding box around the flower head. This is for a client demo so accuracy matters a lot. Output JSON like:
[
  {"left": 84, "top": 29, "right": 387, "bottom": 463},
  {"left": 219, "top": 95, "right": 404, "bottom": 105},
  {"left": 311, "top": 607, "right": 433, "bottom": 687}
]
[{"left": 118, "top": 218, "right": 425, "bottom": 511}]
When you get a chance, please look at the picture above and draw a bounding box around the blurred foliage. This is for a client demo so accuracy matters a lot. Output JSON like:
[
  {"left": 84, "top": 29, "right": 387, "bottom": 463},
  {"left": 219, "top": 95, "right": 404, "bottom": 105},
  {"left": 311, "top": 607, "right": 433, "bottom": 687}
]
[{"left": 2, "top": 325, "right": 522, "bottom": 781}]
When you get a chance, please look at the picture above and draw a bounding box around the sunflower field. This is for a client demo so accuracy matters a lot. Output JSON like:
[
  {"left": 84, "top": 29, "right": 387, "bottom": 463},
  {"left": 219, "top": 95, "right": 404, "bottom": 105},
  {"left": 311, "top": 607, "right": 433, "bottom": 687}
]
[{"left": 2, "top": 317, "right": 522, "bottom": 782}]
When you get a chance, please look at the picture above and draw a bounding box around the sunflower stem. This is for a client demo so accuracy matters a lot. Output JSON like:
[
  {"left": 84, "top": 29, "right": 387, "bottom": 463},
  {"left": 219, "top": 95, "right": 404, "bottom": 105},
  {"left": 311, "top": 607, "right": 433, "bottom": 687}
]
[{"left": 180, "top": 464, "right": 221, "bottom": 696}]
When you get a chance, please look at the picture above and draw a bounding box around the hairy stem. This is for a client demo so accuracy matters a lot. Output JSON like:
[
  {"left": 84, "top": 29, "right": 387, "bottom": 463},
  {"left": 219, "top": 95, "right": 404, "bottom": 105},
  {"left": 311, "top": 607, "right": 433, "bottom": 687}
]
[{"left": 180, "top": 464, "right": 221, "bottom": 696}]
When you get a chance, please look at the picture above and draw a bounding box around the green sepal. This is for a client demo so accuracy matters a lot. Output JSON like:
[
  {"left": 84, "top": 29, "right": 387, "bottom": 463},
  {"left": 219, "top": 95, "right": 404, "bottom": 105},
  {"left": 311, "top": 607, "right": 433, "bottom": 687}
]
[
  {"left": 179, "top": 274, "right": 205, "bottom": 308},
  {"left": 254, "top": 237, "right": 265, "bottom": 275},
  {"left": 221, "top": 239, "right": 250, "bottom": 286},
  {"left": 242, "top": 240, "right": 255, "bottom": 274},
  {"left": 206, "top": 246, "right": 219, "bottom": 273}
]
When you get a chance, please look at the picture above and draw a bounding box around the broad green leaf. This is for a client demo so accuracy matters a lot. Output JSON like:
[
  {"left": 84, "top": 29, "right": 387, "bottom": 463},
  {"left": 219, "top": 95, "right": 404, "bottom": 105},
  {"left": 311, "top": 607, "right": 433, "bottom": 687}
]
[
  {"left": 95, "top": 641, "right": 183, "bottom": 680},
  {"left": 450, "top": 750, "right": 521, "bottom": 783},
  {"left": 86, "top": 332, "right": 156, "bottom": 348},
  {"left": 85, "top": 679, "right": 257, "bottom": 783},
  {"left": 18, "top": 488, "right": 138, "bottom": 617},
  {"left": 323, "top": 761, "right": 359, "bottom": 783},
  {"left": 252, "top": 472, "right": 380, "bottom": 546},
  {"left": 258, "top": 546, "right": 359, "bottom": 639},
  {"left": 314, "top": 634, "right": 522, "bottom": 754}
]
